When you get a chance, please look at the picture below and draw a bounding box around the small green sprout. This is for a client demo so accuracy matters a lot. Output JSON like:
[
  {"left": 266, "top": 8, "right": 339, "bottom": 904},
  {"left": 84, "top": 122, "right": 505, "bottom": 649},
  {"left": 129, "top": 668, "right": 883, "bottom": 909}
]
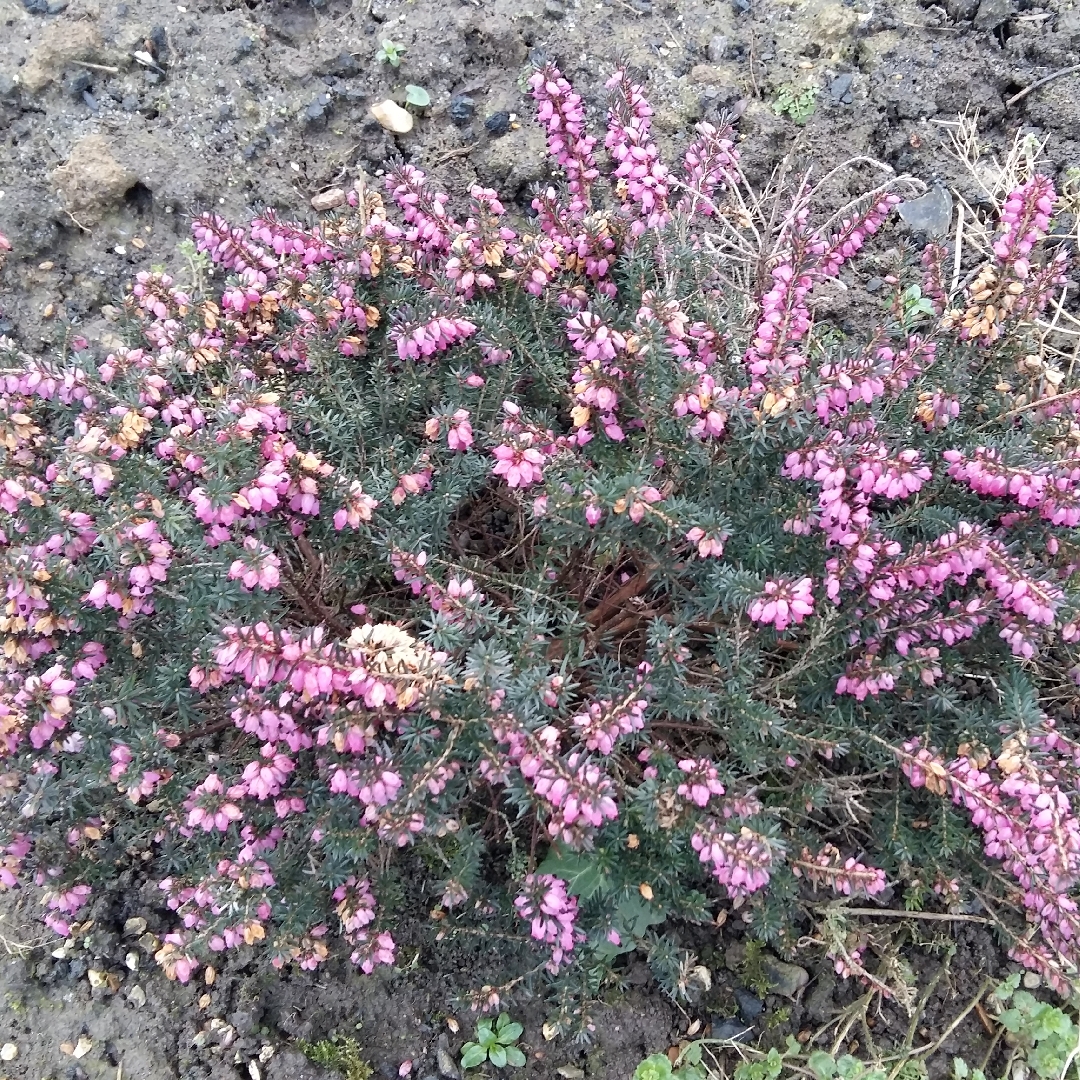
[
  {"left": 460, "top": 1014, "right": 526, "bottom": 1071},
  {"left": 376, "top": 39, "right": 406, "bottom": 67},
  {"left": 634, "top": 1053, "right": 705, "bottom": 1080},
  {"left": 773, "top": 84, "right": 817, "bottom": 125},
  {"left": 404, "top": 84, "right": 430, "bottom": 108}
]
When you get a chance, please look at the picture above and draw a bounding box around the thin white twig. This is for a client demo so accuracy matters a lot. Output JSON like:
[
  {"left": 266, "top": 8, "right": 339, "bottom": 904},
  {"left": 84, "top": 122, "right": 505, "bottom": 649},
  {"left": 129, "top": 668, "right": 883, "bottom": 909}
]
[{"left": 951, "top": 199, "right": 964, "bottom": 296}]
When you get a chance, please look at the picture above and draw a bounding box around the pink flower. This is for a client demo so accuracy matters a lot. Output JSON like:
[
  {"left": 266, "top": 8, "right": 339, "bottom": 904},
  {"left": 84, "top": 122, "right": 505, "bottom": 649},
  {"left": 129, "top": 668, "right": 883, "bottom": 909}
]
[
  {"left": 228, "top": 536, "right": 281, "bottom": 591},
  {"left": 749, "top": 576, "right": 815, "bottom": 632}
]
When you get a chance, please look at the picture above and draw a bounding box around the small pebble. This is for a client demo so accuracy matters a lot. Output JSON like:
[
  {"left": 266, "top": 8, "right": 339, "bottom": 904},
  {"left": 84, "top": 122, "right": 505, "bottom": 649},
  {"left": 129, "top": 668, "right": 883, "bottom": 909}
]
[
  {"left": 0, "top": 1044, "right": 18, "bottom": 1062},
  {"left": 707, "top": 34, "right": 728, "bottom": 61},
  {"left": 1022, "top": 972, "right": 1042, "bottom": 989},
  {"left": 66, "top": 70, "right": 93, "bottom": 98},
  {"left": 311, "top": 187, "right": 346, "bottom": 211},
  {"left": 449, "top": 94, "right": 475, "bottom": 126},
  {"left": 484, "top": 110, "right": 511, "bottom": 136},
  {"left": 734, "top": 987, "right": 764, "bottom": 1022}
]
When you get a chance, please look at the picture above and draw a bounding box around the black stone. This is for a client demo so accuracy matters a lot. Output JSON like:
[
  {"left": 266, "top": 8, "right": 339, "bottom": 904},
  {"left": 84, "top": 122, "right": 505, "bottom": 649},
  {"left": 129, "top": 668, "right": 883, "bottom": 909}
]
[
  {"left": 82, "top": 90, "right": 99, "bottom": 111},
  {"left": 145, "top": 71, "right": 162, "bottom": 85},
  {"left": 449, "top": 94, "right": 475, "bottom": 125},
  {"left": 732, "top": 0, "right": 751, "bottom": 12},
  {"left": 328, "top": 50, "right": 359, "bottom": 77},
  {"left": 484, "top": 110, "right": 511, "bottom": 135},
  {"left": 121, "top": 94, "right": 140, "bottom": 111},
  {"left": 711, "top": 1016, "right": 753, "bottom": 1042},
  {"left": 66, "top": 69, "right": 93, "bottom": 97},
  {"left": 149, "top": 25, "right": 169, "bottom": 63},
  {"left": 22, "top": 0, "right": 49, "bottom": 14},
  {"left": 734, "top": 987, "right": 764, "bottom": 1022},
  {"left": 829, "top": 72, "right": 854, "bottom": 103},
  {"left": 865, "top": 276, "right": 884, "bottom": 293},
  {"left": 235, "top": 35, "right": 255, "bottom": 57}
]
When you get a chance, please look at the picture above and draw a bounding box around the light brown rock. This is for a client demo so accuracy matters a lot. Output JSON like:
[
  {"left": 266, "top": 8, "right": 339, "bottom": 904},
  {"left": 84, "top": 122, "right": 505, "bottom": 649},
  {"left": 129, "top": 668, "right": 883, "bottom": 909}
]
[
  {"left": 21, "top": 21, "right": 105, "bottom": 94},
  {"left": 54, "top": 135, "right": 139, "bottom": 223},
  {"left": 370, "top": 99, "right": 413, "bottom": 134},
  {"left": 311, "top": 187, "right": 346, "bottom": 212}
]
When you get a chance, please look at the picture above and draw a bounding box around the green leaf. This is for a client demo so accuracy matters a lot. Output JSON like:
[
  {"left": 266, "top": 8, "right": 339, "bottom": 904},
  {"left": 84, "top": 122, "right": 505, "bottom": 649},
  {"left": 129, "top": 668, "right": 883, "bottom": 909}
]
[
  {"left": 674, "top": 1067, "right": 705, "bottom": 1080},
  {"left": 489, "top": 1045, "right": 508, "bottom": 1069},
  {"left": 461, "top": 1043, "right": 488, "bottom": 1070},
  {"left": 535, "top": 846, "right": 610, "bottom": 900},
  {"left": 614, "top": 893, "right": 668, "bottom": 937},
  {"left": 682, "top": 1043, "right": 703, "bottom": 1067},
  {"left": 504, "top": 1046, "right": 527, "bottom": 1068},
  {"left": 634, "top": 1055, "right": 675, "bottom": 1080},
  {"left": 404, "top": 84, "right": 430, "bottom": 108},
  {"left": 809, "top": 1051, "right": 838, "bottom": 1080},
  {"left": 498, "top": 1023, "right": 523, "bottom": 1044}
]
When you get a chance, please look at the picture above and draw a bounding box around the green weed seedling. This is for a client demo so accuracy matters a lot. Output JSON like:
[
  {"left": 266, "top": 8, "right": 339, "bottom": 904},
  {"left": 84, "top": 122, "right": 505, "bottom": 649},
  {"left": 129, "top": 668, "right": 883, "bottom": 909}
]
[
  {"left": 375, "top": 39, "right": 405, "bottom": 67},
  {"left": 772, "top": 84, "right": 817, "bottom": 124},
  {"left": 460, "top": 1013, "right": 527, "bottom": 1070}
]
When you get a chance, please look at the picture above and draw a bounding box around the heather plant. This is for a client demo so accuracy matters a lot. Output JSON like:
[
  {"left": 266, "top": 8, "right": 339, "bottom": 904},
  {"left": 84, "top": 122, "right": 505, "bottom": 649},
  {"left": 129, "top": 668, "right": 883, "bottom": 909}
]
[{"left": 0, "top": 53, "right": 1078, "bottom": 1031}]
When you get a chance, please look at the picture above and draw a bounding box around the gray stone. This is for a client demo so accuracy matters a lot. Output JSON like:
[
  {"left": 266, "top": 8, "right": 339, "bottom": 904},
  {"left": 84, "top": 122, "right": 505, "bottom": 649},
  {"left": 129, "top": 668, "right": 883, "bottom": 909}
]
[
  {"left": 898, "top": 184, "right": 953, "bottom": 237},
  {"left": 1056, "top": 8, "right": 1080, "bottom": 45},
  {"left": 829, "top": 72, "right": 854, "bottom": 104},
  {"left": 544, "top": 0, "right": 565, "bottom": 16},
  {"left": 711, "top": 1016, "right": 753, "bottom": 1042},
  {"left": 734, "top": 987, "right": 764, "bottom": 1022},
  {"left": 973, "top": 0, "right": 1013, "bottom": 30},
  {"left": 484, "top": 111, "right": 511, "bottom": 136},
  {"left": 763, "top": 956, "right": 810, "bottom": 999},
  {"left": 436, "top": 1034, "right": 461, "bottom": 1080},
  {"left": 449, "top": 95, "right": 475, "bottom": 126},
  {"left": 707, "top": 34, "right": 729, "bottom": 62},
  {"left": 66, "top": 70, "right": 93, "bottom": 98}
]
